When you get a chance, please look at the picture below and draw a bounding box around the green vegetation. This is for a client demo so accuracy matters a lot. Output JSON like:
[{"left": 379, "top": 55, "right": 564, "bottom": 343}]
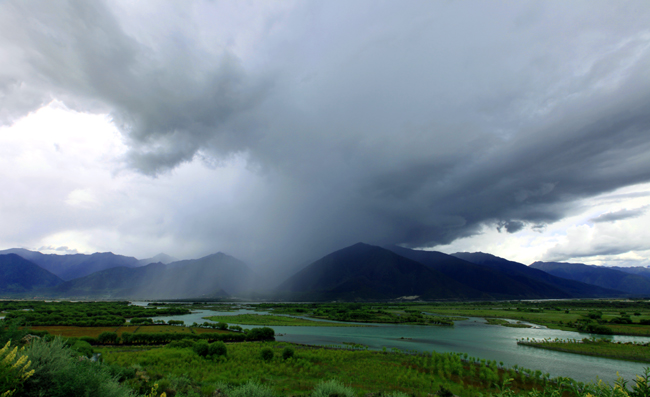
[
  {"left": 400, "top": 299, "right": 650, "bottom": 336},
  {"left": 255, "top": 303, "right": 465, "bottom": 325},
  {"left": 250, "top": 300, "right": 650, "bottom": 335},
  {"left": 100, "top": 340, "right": 650, "bottom": 397},
  {"left": 0, "top": 300, "right": 190, "bottom": 326},
  {"left": 203, "top": 314, "right": 365, "bottom": 327},
  {"left": 517, "top": 337, "right": 650, "bottom": 363},
  {"left": 485, "top": 318, "right": 532, "bottom": 328},
  {"left": 5, "top": 337, "right": 135, "bottom": 397}
]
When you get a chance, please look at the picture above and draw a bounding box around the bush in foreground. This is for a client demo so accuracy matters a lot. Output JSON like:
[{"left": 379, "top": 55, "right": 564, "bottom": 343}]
[
  {"left": 228, "top": 381, "right": 276, "bottom": 397},
  {"left": 22, "top": 337, "right": 134, "bottom": 397},
  {"left": 311, "top": 380, "right": 356, "bottom": 397},
  {"left": 260, "top": 347, "right": 274, "bottom": 361},
  {"left": 282, "top": 347, "right": 294, "bottom": 360}
]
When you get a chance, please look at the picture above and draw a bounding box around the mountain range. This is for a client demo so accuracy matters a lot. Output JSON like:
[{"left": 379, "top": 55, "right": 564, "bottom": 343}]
[
  {"left": 530, "top": 261, "right": 650, "bottom": 295},
  {"left": 0, "top": 243, "right": 643, "bottom": 301},
  {"left": 0, "top": 254, "right": 63, "bottom": 293}
]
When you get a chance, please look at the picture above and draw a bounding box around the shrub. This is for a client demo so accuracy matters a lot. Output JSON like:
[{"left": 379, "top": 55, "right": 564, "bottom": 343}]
[
  {"left": 228, "top": 381, "right": 275, "bottom": 397},
  {"left": 436, "top": 385, "right": 454, "bottom": 397},
  {"left": 71, "top": 340, "right": 94, "bottom": 358},
  {"left": 208, "top": 341, "right": 227, "bottom": 357},
  {"left": 193, "top": 340, "right": 210, "bottom": 357},
  {"left": 167, "top": 339, "right": 196, "bottom": 349},
  {"left": 97, "top": 331, "right": 119, "bottom": 344},
  {"left": 260, "top": 347, "right": 274, "bottom": 361},
  {"left": 216, "top": 322, "right": 229, "bottom": 330},
  {"left": 105, "top": 363, "right": 136, "bottom": 382},
  {"left": 586, "top": 311, "right": 603, "bottom": 320},
  {"left": 282, "top": 347, "right": 295, "bottom": 360},
  {"left": 247, "top": 327, "right": 275, "bottom": 341},
  {"left": 129, "top": 317, "right": 153, "bottom": 325},
  {"left": 22, "top": 337, "right": 133, "bottom": 397},
  {"left": 80, "top": 336, "right": 98, "bottom": 345},
  {"left": 311, "top": 380, "right": 356, "bottom": 397},
  {"left": 0, "top": 318, "right": 29, "bottom": 345}
]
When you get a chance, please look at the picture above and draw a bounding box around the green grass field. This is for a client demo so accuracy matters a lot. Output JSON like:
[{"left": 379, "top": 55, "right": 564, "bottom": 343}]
[
  {"left": 518, "top": 338, "right": 650, "bottom": 363},
  {"left": 99, "top": 341, "right": 557, "bottom": 397},
  {"left": 28, "top": 324, "right": 231, "bottom": 338},
  {"left": 203, "top": 314, "right": 365, "bottom": 327}
]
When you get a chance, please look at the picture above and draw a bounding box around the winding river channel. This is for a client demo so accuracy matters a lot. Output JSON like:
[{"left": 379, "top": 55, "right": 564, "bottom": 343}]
[{"left": 143, "top": 304, "right": 649, "bottom": 384}]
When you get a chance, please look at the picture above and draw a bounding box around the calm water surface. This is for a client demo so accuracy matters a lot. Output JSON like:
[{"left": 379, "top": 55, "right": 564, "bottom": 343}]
[{"left": 146, "top": 305, "right": 649, "bottom": 384}]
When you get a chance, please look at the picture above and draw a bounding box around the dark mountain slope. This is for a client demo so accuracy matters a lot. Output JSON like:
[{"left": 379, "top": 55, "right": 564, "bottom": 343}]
[
  {"left": 0, "top": 254, "right": 63, "bottom": 294},
  {"left": 610, "top": 266, "right": 650, "bottom": 280},
  {"left": 385, "top": 245, "right": 578, "bottom": 299},
  {"left": 0, "top": 248, "right": 140, "bottom": 280},
  {"left": 452, "top": 252, "right": 623, "bottom": 298},
  {"left": 277, "top": 243, "right": 485, "bottom": 301},
  {"left": 530, "top": 261, "right": 650, "bottom": 295},
  {"left": 44, "top": 252, "right": 257, "bottom": 299}
]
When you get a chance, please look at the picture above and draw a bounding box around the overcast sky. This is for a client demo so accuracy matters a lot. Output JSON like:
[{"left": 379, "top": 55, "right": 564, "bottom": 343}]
[{"left": 2, "top": 0, "right": 650, "bottom": 270}]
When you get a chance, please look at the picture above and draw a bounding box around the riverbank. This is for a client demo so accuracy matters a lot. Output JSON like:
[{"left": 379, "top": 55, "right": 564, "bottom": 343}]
[
  {"left": 203, "top": 313, "right": 367, "bottom": 327},
  {"left": 517, "top": 337, "right": 650, "bottom": 363},
  {"left": 485, "top": 318, "right": 532, "bottom": 328}
]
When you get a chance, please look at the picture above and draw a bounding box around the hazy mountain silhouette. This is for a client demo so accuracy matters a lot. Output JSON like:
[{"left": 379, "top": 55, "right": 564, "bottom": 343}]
[
  {"left": 44, "top": 252, "right": 257, "bottom": 299},
  {"left": 531, "top": 261, "right": 650, "bottom": 296},
  {"left": 138, "top": 253, "right": 178, "bottom": 266},
  {"left": 276, "top": 243, "right": 485, "bottom": 301},
  {"left": 0, "top": 248, "right": 140, "bottom": 280},
  {"left": 452, "top": 252, "right": 623, "bottom": 298},
  {"left": 0, "top": 254, "right": 63, "bottom": 294}
]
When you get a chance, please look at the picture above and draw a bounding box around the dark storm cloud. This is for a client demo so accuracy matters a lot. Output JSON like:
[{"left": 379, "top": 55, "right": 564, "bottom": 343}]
[
  {"left": 497, "top": 221, "right": 526, "bottom": 234},
  {"left": 591, "top": 207, "right": 648, "bottom": 223},
  {"left": 3, "top": 0, "right": 650, "bottom": 266}
]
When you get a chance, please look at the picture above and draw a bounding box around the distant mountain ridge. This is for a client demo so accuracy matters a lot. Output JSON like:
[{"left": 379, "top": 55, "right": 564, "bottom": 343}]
[
  {"left": 385, "top": 246, "right": 588, "bottom": 299},
  {"left": 43, "top": 252, "right": 258, "bottom": 299},
  {"left": 0, "top": 254, "right": 63, "bottom": 294},
  {"left": 0, "top": 244, "right": 636, "bottom": 301},
  {"left": 451, "top": 252, "right": 623, "bottom": 298},
  {"left": 0, "top": 248, "right": 141, "bottom": 280},
  {"left": 610, "top": 266, "right": 650, "bottom": 280},
  {"left": 138, "top": 253, "right": 178, "bottom": 266},
  {"left": 530, "top": 261, "right": 650, "bottom": 295}
]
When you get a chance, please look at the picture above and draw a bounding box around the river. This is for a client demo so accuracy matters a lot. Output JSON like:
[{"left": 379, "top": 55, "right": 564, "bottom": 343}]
[{"left": 144, "top": 304, "right": 649, "bottom": 384}]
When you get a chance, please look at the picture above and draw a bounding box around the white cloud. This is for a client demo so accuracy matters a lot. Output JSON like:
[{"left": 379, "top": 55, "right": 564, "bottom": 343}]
[{"left": 432, "top": 183, "right": 650, "bottom": 266}]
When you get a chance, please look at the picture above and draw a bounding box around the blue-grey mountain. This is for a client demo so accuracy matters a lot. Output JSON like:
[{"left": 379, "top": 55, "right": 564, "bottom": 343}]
[
  {"left": 43, "top": 252, "right": 257, "bottom": 299},
  {"left": 0, "top": 254, "right": 63, "bottom": 295},
  {"left": 0, "top": 248, "right": 140, "bottom": 280},
  {"left": 451, "top": 252, "right": 622, "bottom": 298},
  {"left": 530, "top": 261, "right": 650, "bottom": 296}
]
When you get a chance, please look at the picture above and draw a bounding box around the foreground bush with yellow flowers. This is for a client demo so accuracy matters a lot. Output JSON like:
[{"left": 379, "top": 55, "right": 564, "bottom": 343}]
[{"left": 0, "top": 341, "right": 34, "bottom": 397}]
